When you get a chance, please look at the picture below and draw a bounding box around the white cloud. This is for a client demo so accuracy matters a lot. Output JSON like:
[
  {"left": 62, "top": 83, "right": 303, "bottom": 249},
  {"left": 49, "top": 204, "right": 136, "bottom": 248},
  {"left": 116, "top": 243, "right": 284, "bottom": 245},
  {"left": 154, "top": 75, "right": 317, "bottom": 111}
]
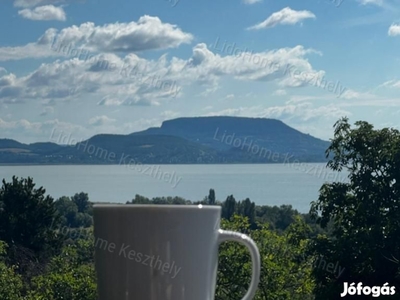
[
  {"left": 184, "top": 43, "right": 322, "bottom": 87},
  {"left": 358, "top": 0, "right": 384, "bottom": 6},
  {"left": 88, "top": 115, "right": 116, "bottom": 126},
  {"left": 0, "top": 16, "right": 193, "bottom": 61},
  {"left": 273, "top": 89, "right": 287, "bottom": 96},
  {"left": 340, "top": 89, "right": 376, "bottom": 100},
  {"left": 341, "top": 89, "right": 361, "bottom": 99},
  {"left": 380, "top": 79, "right": 400, "bottom": 88},
  {"left": 287, "top": 95, "right": 321, "bottom": 103},
  {"left": 40, "top": 106, "right": 54, "bottom": 116},
  {"left": 18, "top": 5, "right": 66, "bottom": 21},
  {"left": 0, "top": 29, "right": 59, "bottom": 61},
  {"left": 243, "top": 0, "right": 262, "bottom": 4},
  {"left": 0, "top": 73, "right": 17, "bottom": 87},
  {"left": 225, "top": 94, "right": 235, "bottom": 100},
  {"left": 0, "top": 43, "right": 325, "bottom": 107},
  {"left": 204, "top": 102, "right": 350, "bottom": 122},
  {"left": 334, "top": 88, "right": 400, "bottom": 108},
  {"left": 160, "top": 110, "right": 180, "bottom": 118},
  {"left": 97, "top": 95, "right": 124, "bottom": 106},
  {"left": 339, "top": 98, "right": 400, "bottom": 107},
  {"left": 0, "top": 52, "right": 181, "bottom": 106},
  {"left": 0, "top": 118, "right": 88, "bottom": 143},
  {"left": 388, "top": 24, "right": 400, "bottom": 36},
  {"left": 247, "top": 7, "right": 316, "bottom": 30},
  {"left": 14, "top": 0, "right": 66, "bottom": 8},
  {"left": 278, "top": 68, "right": 325, "bottom": 88},
  {"left": 262, "top": 103, "right": 350, "bottom": 121}
]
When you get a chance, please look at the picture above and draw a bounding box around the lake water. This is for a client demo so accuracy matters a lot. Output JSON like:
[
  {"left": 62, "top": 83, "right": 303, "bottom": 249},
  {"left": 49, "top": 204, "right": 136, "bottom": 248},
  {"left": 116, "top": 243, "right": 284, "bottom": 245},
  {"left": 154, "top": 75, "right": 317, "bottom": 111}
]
[{"left": 1, "top": 163, "right": 349, "bottom": 213}]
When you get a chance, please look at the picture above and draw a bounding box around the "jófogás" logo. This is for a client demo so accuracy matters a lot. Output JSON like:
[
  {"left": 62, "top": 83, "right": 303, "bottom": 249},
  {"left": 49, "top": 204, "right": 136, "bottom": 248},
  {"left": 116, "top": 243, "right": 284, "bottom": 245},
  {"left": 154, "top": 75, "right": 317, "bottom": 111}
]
[{"left": 340, "top": 282, "right": 395, "bottom": 297}]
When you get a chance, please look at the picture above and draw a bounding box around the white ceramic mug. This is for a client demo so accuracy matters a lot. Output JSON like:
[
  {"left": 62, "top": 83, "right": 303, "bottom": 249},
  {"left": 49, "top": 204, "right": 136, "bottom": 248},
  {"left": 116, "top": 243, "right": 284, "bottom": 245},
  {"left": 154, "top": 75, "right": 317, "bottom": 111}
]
[{"left": 93, "top": 204, "right": 261, "bottom": 300}]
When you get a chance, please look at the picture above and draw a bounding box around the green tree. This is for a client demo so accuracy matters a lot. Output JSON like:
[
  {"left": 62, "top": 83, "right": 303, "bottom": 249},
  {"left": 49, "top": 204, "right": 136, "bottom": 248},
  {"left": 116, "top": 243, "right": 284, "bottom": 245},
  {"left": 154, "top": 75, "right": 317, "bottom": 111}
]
[
  {"left": 54, "top": 196, "right": 78, "bottom": 227},
  {"left": 0, "top": 177, "right": 62, "bottom": 270},
  {"left": 237, "top": 198, "right": 256, "bottom": 227},
  {"left": 222, "top": 195, "right": 236, "bottom": 220},
  {"left": 216, "top": 215, "right": 314, "bottom": 300},
  {"left": 170, "top": 196, "right": 189, "bottom": 204},
  {"left": 310, "top": 117, "right": 400, "bottom": 299},
  {"left": 72, "top": 192, "right": 90, "bottom": 213},
  {"left": 208, "top": 189, "right": 216, "bottom": 205},
  {"left": 74, "top": 212, "right": 93, "bottom": 228},
  {"left": 127, "top": 194, "right": 151, "bottom": 204},
  {"left": 27, "top": 244, "right": 97, "bottom": 300},
  {"left": 276, "top": 205, "right": 297, "bottom": 232},
  {"left": 255, "top": 205, "right": 300, "bottom": 232},
  {"left": 0, "top": 241, "right": 24, "bottom": 300}
]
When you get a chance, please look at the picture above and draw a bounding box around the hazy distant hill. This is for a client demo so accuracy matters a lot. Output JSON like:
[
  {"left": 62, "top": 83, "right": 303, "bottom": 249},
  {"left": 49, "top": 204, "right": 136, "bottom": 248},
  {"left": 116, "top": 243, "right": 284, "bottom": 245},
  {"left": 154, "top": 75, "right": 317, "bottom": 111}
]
[
  {"left": 0, "top": 116, "right": 330, "bottom": 164},
  {"left": 133, "top": 116, "right": 330, "bottom": 160},
  {"left": 0, "top": 139, "right": 29, "bottom": 150}
]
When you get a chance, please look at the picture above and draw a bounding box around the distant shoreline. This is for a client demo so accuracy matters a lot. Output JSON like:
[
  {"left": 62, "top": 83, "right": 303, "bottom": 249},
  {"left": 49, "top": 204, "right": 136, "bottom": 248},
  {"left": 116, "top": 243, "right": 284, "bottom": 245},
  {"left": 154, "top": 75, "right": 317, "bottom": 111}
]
[{"left": 0, "top": 161, "right": 328, "bottom": 166}]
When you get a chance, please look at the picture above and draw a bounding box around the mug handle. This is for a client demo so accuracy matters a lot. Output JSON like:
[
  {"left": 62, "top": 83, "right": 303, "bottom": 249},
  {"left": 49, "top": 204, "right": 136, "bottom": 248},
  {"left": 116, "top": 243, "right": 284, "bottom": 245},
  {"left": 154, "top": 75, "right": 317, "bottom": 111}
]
[{"left": 218, "top": 229, "right": 261, "bottom": 300}]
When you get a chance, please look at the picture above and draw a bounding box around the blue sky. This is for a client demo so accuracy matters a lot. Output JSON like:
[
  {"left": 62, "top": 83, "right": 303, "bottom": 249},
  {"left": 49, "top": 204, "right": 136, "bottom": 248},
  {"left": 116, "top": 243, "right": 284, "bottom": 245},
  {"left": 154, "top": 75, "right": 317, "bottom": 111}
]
[{"left": 1, "top": 0, "right": 400, "bottom": 143}]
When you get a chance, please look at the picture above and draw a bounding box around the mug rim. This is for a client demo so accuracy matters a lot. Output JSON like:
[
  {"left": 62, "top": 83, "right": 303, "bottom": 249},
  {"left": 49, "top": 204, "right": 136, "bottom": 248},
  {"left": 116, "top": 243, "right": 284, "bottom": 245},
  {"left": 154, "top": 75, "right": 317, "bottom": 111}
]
[{"left": 93, "top": 204, "right": 221, "bottom": 210}]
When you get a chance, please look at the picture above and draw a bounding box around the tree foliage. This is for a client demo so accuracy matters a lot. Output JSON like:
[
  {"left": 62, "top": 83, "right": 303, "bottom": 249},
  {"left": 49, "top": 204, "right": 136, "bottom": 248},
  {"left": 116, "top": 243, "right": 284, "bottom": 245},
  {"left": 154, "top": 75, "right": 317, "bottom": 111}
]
[
  {"left": 27, "top": 243, "right": 97, "bottom": 300},
  {"left": 0, "top": 241, "right": 24, "bottom": 300},
  {"left": 208, "top": 189, "right": 216, "bottom": 205},
  {"left": 0, "top": 176, "right": 62, "bottom": 271},
  {"left": 55, "top": 194, "right": 93, "bottom": 228},
  {"left": 310, "top": 117, "right": 400, "bottom": 299},
  {"left": 72, "top": 192, "right": 91, "bottom": 214},
  {"left": 216, "top": 215, "right": 314, "bottom": 300}
]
